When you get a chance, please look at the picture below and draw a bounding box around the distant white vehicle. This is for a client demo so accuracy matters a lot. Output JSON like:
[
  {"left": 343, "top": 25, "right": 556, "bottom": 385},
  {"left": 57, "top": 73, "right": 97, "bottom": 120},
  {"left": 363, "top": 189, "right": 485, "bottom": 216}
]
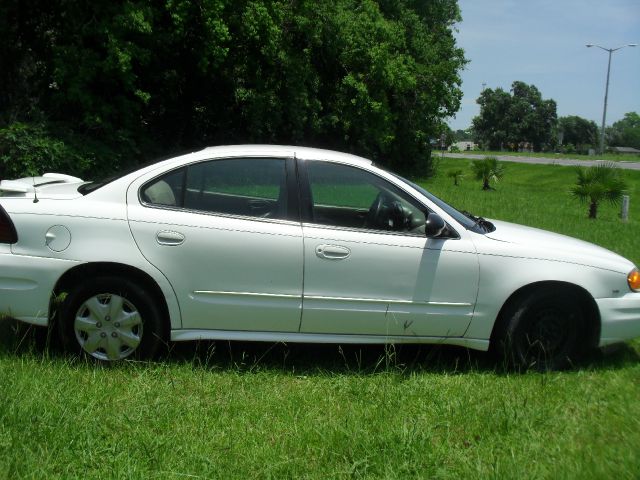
[{"left": 0, "top": 145, "right": 638, "bottom": 369}]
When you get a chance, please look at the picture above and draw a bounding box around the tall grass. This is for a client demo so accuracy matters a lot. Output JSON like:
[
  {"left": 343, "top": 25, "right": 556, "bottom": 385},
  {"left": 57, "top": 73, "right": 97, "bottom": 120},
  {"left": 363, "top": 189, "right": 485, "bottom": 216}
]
[{"left": 1, "top": 159, "right": 639, "bottom": 479}]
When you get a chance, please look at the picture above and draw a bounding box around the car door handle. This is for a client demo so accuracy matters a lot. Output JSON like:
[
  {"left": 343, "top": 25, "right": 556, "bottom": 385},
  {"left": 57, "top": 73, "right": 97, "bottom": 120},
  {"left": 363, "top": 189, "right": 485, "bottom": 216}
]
[
  {"left": 316, "top": 244, "right": 351, "bottom": 260},
  {"left": 156, "top": 230, "right": 185, "bottom": 246}
]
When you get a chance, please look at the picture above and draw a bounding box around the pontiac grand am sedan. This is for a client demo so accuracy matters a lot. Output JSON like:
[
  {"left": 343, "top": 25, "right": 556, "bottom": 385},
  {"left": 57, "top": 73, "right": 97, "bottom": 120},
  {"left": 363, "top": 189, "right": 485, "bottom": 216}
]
[{"left": 1, "top": 145, "right": 639, "bottom": 369}]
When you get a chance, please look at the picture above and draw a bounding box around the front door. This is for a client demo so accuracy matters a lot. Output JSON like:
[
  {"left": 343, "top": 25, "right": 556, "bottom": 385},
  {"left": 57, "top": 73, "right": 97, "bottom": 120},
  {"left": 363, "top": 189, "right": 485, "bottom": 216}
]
[{"left": 298, "top": 160, "right": 479, "bottom": 338}]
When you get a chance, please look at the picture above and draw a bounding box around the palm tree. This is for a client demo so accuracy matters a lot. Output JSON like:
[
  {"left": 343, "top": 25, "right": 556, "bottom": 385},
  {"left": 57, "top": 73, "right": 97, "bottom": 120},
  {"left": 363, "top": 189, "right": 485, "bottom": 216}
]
[
  {"left": 472, "top": 157, "right": 505, "bottom": 190},
  {"left": 571, "top": 163, "right": 627, "bottom": 219}
]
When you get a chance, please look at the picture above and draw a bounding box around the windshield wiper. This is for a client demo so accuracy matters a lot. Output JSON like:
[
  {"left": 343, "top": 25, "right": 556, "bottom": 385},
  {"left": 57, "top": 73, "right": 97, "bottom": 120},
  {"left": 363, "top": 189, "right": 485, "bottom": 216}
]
[{"left": 461, "top": 210, "right": 495, "bottom": 233}]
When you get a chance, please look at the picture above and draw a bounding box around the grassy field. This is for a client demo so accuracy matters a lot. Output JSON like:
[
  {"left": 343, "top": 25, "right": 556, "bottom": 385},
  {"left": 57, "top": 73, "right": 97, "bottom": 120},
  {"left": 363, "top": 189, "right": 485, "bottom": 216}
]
[
  {"left": 428, "top": 158, "right": 640, "bottom": 267},
  {"left": 1, "top": 159, "right": 639, "bottom": 479},
  {"left": 452, "top": 150, "right": 640, "bottom": 163}
]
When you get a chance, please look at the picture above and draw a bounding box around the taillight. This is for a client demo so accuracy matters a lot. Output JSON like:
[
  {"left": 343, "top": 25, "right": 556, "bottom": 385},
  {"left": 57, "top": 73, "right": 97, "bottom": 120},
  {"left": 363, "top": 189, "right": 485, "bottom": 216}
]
[{"left": 0, "top": 205, "right": 18, "bottom": 243}]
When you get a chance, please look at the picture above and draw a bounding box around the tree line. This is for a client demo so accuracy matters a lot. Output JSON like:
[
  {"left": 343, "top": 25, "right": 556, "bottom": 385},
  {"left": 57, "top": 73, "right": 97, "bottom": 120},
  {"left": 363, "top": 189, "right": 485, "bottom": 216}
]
[
  {"left": 465, "top": 81, "right": 639, "bottom": 154},
  {"left": 0, "top": 0, "right": 466, "bottom": 179}
]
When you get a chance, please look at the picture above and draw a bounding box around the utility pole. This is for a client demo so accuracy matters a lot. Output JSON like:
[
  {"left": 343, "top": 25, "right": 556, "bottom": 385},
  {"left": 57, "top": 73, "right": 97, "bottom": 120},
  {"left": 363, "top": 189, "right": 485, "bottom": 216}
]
[{"left": 586, "top": 43, "right": 637, "bottom": 154}]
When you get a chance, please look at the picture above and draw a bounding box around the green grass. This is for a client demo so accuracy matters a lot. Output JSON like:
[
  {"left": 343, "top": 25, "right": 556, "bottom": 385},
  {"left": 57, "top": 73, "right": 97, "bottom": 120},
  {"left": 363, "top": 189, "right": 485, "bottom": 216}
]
[
  {"left": 455, "top": 150, "right": 640, "bottom": 162},
  {"left": 1, "top": 160, "right": 640, "bottom": 479},
  {"left": 430, "top": 158, "right": 640, "bottom": 266},
  {"left": 1, "top": 329, "right": 639, "bottom": 479}
]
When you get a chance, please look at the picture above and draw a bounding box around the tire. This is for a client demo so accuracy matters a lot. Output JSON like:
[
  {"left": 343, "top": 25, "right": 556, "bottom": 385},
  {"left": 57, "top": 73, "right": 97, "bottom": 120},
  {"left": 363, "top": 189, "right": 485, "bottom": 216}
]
[
  {"left": 497, "top": 287, "right": 584, "bottom": 371},
  {"left": 58, "top": 276, "right": 165, "bottom": 361}
]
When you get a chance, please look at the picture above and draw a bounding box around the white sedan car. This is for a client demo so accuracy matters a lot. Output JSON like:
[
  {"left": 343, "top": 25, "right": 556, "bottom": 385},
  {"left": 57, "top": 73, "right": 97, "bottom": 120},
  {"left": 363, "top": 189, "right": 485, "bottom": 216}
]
[{"left": 1, "top": 145, "right": 639, "bottom": 369}]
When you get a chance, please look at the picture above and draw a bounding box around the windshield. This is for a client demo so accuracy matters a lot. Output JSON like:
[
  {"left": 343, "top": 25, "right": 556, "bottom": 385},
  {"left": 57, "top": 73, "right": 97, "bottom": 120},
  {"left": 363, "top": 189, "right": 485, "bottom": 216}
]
[{"left": 391, "top": 173, "right": 489, "bottom": 234}]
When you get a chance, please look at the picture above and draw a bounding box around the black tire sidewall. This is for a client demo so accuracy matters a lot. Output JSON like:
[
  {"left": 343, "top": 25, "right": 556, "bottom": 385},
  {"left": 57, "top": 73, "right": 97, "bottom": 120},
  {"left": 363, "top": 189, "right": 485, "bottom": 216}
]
[
  {"left": 502, "top": 289, "right": 583, "bottom": 370},
  {"left": 58, "top": 276, "right": 164, "bottom": 361}
]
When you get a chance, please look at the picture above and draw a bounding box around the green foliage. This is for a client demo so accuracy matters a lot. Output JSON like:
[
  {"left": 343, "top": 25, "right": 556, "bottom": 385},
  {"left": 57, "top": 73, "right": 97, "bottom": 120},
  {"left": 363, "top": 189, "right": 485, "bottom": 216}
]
[
  {"left": 607, "top": 112, "right": 640, "bottom": 150},
  {"left": 0, "top": 0, "right": 467, "bottom": 177},
  {"left": 0, "top": 123, "right": 93, "bottom": 179},
  {"left": 571, "top": 163, "right": 627, "bottom": 219},
  {"left": 471, "top": 156, "right": 505, "bottom": 190},
  {"left": 472, "top": 81, "right": 557, "bottom": 152},
  {"left": 446, "top": 168, "right": 464, "bottom": 185},
  {"left": 453, "top": 128, "right": 472, "bottom": 141},
  {"left": 558, "top": 115, "right": 598, "bottom": 153}
]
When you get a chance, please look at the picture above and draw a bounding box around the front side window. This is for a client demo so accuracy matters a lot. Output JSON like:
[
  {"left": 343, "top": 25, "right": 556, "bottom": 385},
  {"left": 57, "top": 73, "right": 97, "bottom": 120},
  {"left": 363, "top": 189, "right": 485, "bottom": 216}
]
[
  {"left": 141, "top": 158, "right": 288, "bottom": 220},
  {"left": 304, "top": 161, "right": 426, "bottom": 234}
]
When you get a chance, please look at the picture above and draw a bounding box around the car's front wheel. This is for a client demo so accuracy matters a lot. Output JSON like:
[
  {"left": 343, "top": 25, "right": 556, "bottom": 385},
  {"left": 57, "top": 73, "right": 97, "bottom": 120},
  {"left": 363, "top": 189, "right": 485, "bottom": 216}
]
[
  {"left": 59, "top": 277, "right": 164, "bottom": 361},
  {"left": 497, "top": 287, "right": 584, "bottom": 370}
]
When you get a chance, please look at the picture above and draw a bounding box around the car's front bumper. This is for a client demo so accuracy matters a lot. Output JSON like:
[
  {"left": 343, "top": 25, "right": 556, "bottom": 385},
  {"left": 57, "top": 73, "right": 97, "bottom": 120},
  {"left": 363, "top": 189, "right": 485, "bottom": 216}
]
[
  {"left": 0, "top": 253, "right": 79, "bottom": 326},
  {"left": 597, "top": 292, "right": 640, "bottom": 346}
]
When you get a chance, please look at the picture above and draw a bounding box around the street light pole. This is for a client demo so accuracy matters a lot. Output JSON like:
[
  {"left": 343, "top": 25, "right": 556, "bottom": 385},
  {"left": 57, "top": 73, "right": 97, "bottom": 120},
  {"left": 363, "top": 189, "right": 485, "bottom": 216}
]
[
  {"left": 600, "top": 49, "right": 613, "bottom": 155},
  {"left": 586, "top": 43, "right": 637, "bottom": 155}
]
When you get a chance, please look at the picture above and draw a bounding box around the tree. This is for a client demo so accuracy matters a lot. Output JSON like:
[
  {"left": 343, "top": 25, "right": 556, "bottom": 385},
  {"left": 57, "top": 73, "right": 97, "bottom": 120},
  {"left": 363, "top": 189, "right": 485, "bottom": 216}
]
[
  {"left": 0, "top": 0, "right": 467, "bottom": 178},
  {"left": 558, "top": 115, "right": 598, "bottom": 153},
  {"left": 571, "top": 163, "right": 627, "bottom": 219},
  {"left": 453, "top": 128, "right": 472, "bottom": 141},
  {"left": 607, "top": 112, "right": 640, "bottom": 150},
  {"left": 472, "top": 81, "right": 557, "bottom": 151},
  {"left": 471, "top": 157, "right": 504, "bottom": 190}
]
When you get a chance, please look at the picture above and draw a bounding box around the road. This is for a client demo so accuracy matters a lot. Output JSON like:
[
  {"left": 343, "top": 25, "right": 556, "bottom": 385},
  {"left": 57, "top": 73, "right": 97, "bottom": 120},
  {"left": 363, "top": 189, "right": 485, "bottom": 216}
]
[{"left": 442, "top": 152, "right": 640, "bottom": 171}]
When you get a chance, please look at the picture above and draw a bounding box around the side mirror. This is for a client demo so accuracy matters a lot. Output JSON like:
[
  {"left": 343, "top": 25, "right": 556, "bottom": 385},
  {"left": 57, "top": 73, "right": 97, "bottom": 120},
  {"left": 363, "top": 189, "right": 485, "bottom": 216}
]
[{"left": 425, "top": 212, "right": 446, "bottom": 237}]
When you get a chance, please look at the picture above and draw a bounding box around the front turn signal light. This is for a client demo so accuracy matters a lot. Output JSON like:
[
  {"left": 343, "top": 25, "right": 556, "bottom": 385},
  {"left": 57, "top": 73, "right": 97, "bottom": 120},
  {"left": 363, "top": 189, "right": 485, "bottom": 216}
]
[{"left": 629, "top": 268, "right": 640, "bottom": 292}]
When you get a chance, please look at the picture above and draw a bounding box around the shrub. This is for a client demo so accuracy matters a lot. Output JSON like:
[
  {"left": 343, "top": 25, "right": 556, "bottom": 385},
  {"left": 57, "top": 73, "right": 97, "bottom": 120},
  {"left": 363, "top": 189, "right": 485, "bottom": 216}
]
[
  {"left": 571, "top": 162, "right": 627, "bottom": 219},
  {"left": 0, "top": 123, "right": 93, "bottom": 179},
  {"left": 471, "top": 156, "right": 505, "bottom": 190},
  {"left": 447, "top": 169, "right": 464, "bottom": 186}
]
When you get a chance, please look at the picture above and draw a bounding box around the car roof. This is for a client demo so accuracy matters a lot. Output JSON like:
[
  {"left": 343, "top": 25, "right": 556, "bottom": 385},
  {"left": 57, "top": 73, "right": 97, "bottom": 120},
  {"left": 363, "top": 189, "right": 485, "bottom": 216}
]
[
  {"left": 176, "top": 145, "right": 374, "bottom": 168},
  {"left": 87, "top": 145, "right": 376, "bottom": 200}
]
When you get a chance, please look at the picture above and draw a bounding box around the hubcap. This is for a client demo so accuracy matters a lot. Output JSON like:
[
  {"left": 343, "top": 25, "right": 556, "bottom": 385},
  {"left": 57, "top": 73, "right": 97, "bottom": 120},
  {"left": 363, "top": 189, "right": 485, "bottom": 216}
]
[{"left": 74, "top": 293, "right": 143, "bottom": 361}]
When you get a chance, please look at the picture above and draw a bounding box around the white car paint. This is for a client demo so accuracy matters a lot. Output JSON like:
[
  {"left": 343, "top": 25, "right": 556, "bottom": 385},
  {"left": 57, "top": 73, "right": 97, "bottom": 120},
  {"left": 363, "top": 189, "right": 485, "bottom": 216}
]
[
  {"left": 299, "top": 225, "right": 478, "bottom": 337},
  {"left": 0, "top": 145, "right": 638, "bottom": 362}
]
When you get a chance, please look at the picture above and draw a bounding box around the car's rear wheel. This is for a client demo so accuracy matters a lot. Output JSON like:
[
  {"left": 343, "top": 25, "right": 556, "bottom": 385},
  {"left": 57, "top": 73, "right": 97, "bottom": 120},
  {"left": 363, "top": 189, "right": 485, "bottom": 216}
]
[
  {"left": 59, "top": 277, "right": 164, "bottom": 361},
  {"left": 497, "top": 287, "right": 583, "bottom": 371}
]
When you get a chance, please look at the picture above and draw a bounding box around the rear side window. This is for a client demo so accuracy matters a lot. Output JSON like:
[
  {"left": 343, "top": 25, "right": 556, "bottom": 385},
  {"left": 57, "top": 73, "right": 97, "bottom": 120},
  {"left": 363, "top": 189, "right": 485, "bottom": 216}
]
[
  {"left": 141, "top": 158, "right": 288, "bottom": 220},
  {"left": 141, "top": 168, "right": 185, "bottom": 206}
]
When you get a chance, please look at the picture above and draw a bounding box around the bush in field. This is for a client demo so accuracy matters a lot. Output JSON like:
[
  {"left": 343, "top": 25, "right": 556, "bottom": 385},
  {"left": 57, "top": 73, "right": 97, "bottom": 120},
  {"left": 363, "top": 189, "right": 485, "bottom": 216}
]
[
  {"left": 571, "top": 163, "right": 627, "bottom": 219},
  {"left": 0, "top": 123, "right": 93, "bottom": 179},
  {"left": 471, "top": 156, "right": 505, "bottom": 190},
  {"left": 447, "top": 169, "right": 464, "bottom": 186}
]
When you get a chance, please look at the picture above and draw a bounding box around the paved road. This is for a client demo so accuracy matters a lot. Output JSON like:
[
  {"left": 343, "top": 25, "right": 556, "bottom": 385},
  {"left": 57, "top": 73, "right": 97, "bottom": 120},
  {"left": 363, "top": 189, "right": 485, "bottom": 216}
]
[{"left": 443, "top": 152, "right": 640, "bottom": 171}]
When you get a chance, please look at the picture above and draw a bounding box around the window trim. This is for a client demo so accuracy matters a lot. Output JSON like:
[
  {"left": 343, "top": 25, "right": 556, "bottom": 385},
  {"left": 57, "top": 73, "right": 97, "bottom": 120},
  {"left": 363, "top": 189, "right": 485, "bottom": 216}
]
[{"left": 138, "top": 156, "right": 301, "bottom": 223}]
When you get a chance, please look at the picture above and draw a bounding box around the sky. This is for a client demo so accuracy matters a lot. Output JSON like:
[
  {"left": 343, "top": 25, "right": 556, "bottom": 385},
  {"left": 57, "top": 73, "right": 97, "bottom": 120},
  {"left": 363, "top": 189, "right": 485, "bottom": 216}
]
[{"left": 449, "top": 0, "right": 640, "bottom": 130}]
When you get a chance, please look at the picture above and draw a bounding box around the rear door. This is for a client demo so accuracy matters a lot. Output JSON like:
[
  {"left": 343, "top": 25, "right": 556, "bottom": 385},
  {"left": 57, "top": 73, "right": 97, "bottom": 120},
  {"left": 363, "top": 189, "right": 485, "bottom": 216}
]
[{"left": 127, "top": 156, "right": 303, "bottom": 332}]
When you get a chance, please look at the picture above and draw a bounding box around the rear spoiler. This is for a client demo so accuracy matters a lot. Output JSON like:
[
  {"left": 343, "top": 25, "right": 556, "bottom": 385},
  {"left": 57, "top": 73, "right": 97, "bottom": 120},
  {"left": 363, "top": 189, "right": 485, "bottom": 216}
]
[{"left": 0, "top": 173, "right": 83, "bottom": 195}]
